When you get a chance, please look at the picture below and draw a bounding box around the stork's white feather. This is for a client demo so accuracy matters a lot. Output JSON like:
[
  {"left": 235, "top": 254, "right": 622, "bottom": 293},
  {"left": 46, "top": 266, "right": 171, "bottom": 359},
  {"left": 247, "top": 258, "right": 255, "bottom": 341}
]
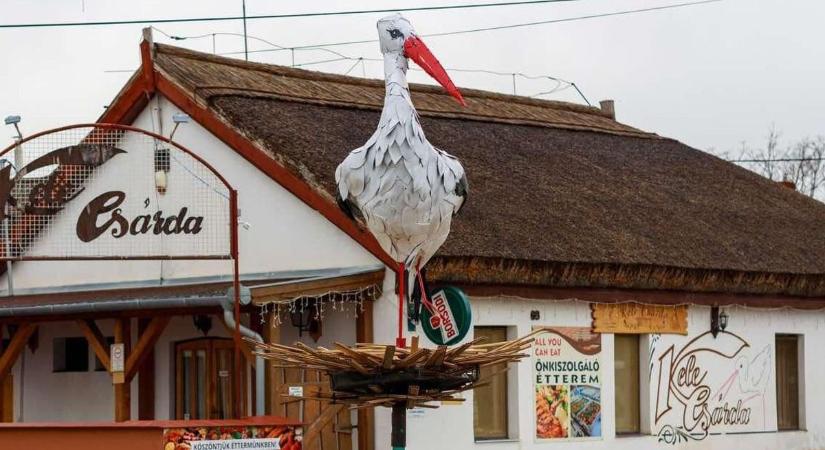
[{"left": 335, "top": 14, "right": 467, "bottom": 269}]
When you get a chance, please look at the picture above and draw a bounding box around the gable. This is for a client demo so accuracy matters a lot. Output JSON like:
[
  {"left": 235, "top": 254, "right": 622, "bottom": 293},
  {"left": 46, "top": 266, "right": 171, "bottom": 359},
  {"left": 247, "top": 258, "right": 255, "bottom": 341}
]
[{"left": 1, "top": 97, "right": 379, "bottom": 292}]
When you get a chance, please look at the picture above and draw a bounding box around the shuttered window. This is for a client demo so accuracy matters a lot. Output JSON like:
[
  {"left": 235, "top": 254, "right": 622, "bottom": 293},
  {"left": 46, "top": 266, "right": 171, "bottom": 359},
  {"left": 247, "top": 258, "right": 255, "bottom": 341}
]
[
  {"left": 473, "top": 326, "right": 509, "bottom": 440},
  {"left": 775, "top": 335, "right": 800, "bottom": 430},
  {"left": 614, "top": 334, "right": 640, "bottom": 434}
]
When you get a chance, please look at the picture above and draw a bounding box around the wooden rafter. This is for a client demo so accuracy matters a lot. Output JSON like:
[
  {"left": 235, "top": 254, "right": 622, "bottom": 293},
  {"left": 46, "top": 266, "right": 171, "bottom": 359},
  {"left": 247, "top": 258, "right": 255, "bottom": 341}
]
[
  {"left": 0, "top": 323, "right": 36, "bottom": 380},
  {"left": 76, "top": 319, "right": 110, "bottom": 372},
  {"left": 124, "top": 316, "right": 170, "bottom": 382}
]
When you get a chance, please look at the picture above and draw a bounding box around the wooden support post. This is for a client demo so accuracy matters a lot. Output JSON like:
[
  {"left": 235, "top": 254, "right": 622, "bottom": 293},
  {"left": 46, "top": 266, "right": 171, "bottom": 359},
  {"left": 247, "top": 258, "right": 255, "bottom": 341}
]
[
  {"left": 356, "top": 299, "right": 375, "bottom": 450},
  {"left": 125, "top": 316, "right": 170, "bottom": 383},
  {"left": 137, "top": 318, "right": 155, "bottom": 420},
  {"left": 266, "top": 310, "right": 282, "bottom": 416},
  {"left": 114, "top": 318, "right": 131, "bottom": 422},
  {"left": 0, "top": 323, "right": 36, "bottom": 381}
]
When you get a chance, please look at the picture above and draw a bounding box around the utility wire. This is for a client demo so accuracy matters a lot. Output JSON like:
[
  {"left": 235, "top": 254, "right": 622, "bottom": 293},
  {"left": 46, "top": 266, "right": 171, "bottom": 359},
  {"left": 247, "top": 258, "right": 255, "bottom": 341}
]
[
  {"left": 731, "top": 157, "right": 825, "bottom": 163},
  {"left": 222, "top": 0, "right": 722, "bottom": 53},
  {"left": 0, "top": 0, "right": 591, "bottom": 29}
]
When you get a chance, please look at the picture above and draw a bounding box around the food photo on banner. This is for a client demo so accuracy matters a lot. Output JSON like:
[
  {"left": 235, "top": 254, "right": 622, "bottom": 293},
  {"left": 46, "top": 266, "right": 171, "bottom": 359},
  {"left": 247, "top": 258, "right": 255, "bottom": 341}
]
[{"left": 533, "top": 327, "right": 602, "bottom": 441}]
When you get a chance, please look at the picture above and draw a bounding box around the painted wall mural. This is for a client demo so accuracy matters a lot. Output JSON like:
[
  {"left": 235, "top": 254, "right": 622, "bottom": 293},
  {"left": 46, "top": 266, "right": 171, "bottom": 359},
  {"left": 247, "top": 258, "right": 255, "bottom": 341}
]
[
  {"left": 533, "top": 327, "right": 603, "bottom": 442},
  {"left": 651, "top": 330, "right": 773, "bottom": 445}
]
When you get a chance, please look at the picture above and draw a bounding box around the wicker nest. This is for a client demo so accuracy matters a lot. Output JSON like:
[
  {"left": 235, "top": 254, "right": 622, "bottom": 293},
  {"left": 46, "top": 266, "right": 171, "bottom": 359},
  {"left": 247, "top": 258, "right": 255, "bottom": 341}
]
[{"left": 249, "top": 333, "right": 535, "bottom": 409}]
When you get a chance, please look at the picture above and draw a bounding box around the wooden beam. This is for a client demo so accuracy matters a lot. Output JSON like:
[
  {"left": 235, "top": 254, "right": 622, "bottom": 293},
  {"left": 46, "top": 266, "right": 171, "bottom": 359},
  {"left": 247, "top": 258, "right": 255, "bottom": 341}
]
[
  {"left": 137, "top": 318, "right": 155, "bottom": 420},
  {"left": 355, "top": 300, "right": 375, "bottom": 450},
  {"left": 0, "top": 324, "right": 36, "bottom": 380},
  {"left": 251, "top": 270, "right": 384, "bottom": 305},
  {"left": 114, "top": 318, "right": 131, "bottom": 422},
  {"left": 76, "top": 320, "right": 110, "bottom": 372},
  {"left": 124, "top": 316, "right": 170, "bottom": 383}
]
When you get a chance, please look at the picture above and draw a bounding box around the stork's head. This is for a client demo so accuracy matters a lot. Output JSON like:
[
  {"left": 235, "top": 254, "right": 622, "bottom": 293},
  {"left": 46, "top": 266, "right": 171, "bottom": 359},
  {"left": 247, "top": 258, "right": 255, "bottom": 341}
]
[{"left": 377, "top": 14, "right": 466, "bottom": 106}]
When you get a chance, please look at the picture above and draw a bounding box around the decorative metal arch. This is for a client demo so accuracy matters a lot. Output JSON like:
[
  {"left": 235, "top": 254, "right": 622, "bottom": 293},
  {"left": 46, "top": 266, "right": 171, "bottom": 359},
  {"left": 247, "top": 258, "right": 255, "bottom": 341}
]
[{"left": 0, "top": 122, "right": 245, "bottom": 416}]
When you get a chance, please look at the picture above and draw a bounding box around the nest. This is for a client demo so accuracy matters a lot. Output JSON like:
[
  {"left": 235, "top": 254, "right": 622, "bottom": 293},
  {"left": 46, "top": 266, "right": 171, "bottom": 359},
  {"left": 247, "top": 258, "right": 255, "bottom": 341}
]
[{"left": 249, "top": 333, "right": 535, "bottom": 409}]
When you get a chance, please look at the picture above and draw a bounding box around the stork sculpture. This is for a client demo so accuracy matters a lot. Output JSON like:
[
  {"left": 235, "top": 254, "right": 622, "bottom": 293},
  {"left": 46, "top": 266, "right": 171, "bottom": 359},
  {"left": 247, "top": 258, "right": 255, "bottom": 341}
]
[{"left": 336, "top": 14, "right": 468, "bottom": 349}]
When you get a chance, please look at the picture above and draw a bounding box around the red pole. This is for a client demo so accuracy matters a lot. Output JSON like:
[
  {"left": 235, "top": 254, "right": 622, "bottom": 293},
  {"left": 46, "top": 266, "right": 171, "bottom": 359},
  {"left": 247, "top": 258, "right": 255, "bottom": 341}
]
[
  {"left": 396, "top": 262, "right": 406, "bottom": 349},
  {"left": 230, "top": 190, "right": 242, "bottom": 418}
]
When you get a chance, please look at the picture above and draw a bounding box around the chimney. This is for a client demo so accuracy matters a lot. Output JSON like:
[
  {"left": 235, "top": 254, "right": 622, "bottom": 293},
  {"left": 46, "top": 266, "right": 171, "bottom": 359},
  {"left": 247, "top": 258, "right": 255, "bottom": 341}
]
[
  {"left": 778, "top": 180, "right": 796, "bottom": 191},
  {"left": 599, "top": 100, "right": 615, "bottom": 119}
]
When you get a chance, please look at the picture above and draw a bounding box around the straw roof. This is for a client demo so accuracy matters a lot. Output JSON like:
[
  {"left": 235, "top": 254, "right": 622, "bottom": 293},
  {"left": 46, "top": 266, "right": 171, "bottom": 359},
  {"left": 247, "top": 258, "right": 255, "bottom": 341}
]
[{"left": 151, "top": 44, "right": 825, "bottom": 297}]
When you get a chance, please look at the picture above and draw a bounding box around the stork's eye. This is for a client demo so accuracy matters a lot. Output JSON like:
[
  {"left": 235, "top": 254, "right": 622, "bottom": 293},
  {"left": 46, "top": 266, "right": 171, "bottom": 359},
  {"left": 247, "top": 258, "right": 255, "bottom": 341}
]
[{"left": 388, "top": 29, "right": 404, "bottom": 39}]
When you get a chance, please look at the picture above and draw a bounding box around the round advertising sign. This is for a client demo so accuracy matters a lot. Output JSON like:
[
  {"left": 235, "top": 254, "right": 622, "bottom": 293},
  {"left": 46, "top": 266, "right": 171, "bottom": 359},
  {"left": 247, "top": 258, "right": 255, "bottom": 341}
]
[{"left": 420, "top": 286, "right": 472, "bottom": 345}]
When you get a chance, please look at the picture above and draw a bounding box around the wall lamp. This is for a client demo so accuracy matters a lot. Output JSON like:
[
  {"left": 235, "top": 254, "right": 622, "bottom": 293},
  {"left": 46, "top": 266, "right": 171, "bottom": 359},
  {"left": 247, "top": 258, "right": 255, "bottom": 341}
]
[{"left": 710, "top": 306, "right": 729, "bottom": 338}]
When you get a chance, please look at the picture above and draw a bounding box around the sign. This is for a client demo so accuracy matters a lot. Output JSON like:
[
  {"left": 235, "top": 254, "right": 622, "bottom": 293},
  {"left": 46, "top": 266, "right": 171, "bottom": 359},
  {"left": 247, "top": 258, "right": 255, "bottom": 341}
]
[
  {"left": 0, "top": 125, "right": 232, "bottom": 261},
  {"left": 110, "top": 342, "right": 125, "bottom": 384},
  {"left": 420, "top": 286, "right": 471, "bottom": 345},
  {"left": 288, "top": 386, "right": 304, "bottom": 397},
  {"left": 533, "top": 327, "right": 602, "bottom": 442},
  {"left": 651, "top": 330, "right": 771, "bottom": 444},
  {"left": 163, "top": 425, "right": 300, "bottom": 450},
  {"left": 110, "top": 343, "right": 125, "bottom": 372},
  {"left": 191, "top": 439, "right": 279, "bottom": 450},
  {"left": 591, "top": 303, "right": 687, "bottom": 335}
]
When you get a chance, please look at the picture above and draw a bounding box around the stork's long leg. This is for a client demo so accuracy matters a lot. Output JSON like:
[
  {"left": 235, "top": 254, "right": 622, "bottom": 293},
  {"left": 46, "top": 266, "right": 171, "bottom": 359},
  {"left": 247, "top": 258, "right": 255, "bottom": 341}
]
[{"left": 396, "top": 262, "right": 406, "bottom": 349}]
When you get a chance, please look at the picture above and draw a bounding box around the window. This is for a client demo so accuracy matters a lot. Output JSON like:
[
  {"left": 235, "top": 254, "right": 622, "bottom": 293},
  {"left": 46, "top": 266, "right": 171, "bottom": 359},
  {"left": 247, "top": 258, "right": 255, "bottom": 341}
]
[
  {"left": 94, "top": 337, "right": 115, "bottom": 371},
  {"left": 776, "top": 335, "right": 801, "bottom": 430},
  {"left": 473, "top": 326, "right": 509, "bottom": 440},
  {"left": 614, "top": 334, "right": 640, "bottom": 434},
  {"left": 53, "top": 337, "right": 89, "bottom": 372}
]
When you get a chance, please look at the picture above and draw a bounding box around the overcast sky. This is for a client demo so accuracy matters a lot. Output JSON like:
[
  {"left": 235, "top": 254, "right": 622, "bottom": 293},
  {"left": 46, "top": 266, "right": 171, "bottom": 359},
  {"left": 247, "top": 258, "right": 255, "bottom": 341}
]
[{"left": 0, "top": 0, "right": 823, "bottom": 156}]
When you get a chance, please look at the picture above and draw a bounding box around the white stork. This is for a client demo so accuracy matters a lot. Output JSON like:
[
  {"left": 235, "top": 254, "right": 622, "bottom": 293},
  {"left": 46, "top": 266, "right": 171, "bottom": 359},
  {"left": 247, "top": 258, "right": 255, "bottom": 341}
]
[{"left": 335, "top": 14, "right": 468, "bottom": 348}]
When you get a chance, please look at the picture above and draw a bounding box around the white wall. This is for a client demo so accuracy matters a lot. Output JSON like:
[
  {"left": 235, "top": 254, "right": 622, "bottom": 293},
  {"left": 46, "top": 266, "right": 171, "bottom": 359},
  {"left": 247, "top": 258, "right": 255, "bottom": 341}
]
[
  {"left": 0, "top": 95, "right": 378, "bottom": 291},
  {"left": 372, "top": 291, "right": 825, "bottom": 450}
]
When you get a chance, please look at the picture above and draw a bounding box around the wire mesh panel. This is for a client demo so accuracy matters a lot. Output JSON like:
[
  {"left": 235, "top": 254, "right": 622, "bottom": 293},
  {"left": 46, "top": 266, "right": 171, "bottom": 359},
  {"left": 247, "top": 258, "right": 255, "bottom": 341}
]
[{"left": 0, "top": 124, "right": 233, "bottom": 260}]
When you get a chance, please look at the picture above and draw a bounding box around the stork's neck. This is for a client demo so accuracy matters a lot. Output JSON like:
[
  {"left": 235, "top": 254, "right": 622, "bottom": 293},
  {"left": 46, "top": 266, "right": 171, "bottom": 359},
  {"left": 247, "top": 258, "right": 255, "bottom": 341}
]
[{"left": 383, "top": 52, "right": 411, "bottom": 101}]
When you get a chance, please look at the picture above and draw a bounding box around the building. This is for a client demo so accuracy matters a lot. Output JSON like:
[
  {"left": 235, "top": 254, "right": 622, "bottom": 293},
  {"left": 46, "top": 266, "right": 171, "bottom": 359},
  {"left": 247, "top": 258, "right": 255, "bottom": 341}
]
[{"left": 1, "top": 30, "right": 824, "bottom": 450}]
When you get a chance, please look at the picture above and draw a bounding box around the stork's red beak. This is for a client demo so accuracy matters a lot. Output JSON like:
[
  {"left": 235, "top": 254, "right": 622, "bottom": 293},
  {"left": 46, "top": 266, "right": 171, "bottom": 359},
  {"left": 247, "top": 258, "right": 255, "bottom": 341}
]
[{"left": 404, "top": 36, "right": 466, "bottom": 107}]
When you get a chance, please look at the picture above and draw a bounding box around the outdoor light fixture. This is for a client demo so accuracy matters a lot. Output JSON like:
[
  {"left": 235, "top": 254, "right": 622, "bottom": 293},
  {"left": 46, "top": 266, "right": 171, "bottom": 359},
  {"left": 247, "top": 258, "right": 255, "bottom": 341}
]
[
  {"left": 290, "top": 300, "right": 321, "bottom": 339},
  {"left": 192, "top": 315, "right": 213, "bottom": 336},
  {"left": 169, "top": 113, "right": 190, "bottom": 141},
  {"left": 5, "top": 115, "right": 23, "bottom": 169},
  {"left": 710, "top": 306, "right": 729, "bottom": 338}
]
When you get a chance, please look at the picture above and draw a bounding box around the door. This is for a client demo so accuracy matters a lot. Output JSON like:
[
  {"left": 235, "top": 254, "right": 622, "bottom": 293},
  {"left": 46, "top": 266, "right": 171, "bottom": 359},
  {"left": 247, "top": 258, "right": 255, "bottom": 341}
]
[
  {"left": 273, "top": 367, "right": 353, "bottom": 450},
  {"left": 175, "top": 338, "right": 246, "bottom": 419}
]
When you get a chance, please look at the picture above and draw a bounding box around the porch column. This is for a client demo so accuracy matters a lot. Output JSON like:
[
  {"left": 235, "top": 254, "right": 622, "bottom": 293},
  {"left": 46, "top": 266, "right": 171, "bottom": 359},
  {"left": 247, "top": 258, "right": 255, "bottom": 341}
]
[
  {"left": 0, "top": 323, "right": 37, "bottom": 422},
  {"left": 114, "top": 318, "right": 131, "bottom": 422}
]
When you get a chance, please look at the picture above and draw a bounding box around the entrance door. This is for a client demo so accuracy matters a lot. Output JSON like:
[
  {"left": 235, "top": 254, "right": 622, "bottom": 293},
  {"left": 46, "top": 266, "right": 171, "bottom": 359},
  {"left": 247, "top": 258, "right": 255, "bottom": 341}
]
[{"left": 175, "top": 338, "right": 246, "bottom": 419}]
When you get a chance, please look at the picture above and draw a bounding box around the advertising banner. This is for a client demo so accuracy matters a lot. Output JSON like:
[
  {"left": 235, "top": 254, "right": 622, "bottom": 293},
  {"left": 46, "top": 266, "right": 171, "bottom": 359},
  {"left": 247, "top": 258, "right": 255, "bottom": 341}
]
[
  {"left": 533, "top": 327, "right": 602, "bottom": 442},
  {"left": 163, "top": 425, "right": 300, "bottom": 450}
]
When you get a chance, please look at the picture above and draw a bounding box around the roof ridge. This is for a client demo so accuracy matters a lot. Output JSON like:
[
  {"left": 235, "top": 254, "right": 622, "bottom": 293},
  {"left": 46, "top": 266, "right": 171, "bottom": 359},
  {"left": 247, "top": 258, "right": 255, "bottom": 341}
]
[{"left": 154, "top": 43, "right": 615, "bottom": 120}]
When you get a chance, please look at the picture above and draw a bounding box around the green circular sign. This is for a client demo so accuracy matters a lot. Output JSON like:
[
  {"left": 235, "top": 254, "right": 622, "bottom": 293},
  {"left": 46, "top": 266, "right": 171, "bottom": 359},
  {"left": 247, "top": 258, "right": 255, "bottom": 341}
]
[{"left": 421, "top": 286, "right": 472, "bottom": 345}]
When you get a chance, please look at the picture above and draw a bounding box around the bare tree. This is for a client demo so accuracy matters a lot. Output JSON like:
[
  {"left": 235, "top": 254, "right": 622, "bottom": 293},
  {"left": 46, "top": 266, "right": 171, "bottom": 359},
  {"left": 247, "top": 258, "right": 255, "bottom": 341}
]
[{"left": 731, "top": 127, "right": 825, "bottom": 200}]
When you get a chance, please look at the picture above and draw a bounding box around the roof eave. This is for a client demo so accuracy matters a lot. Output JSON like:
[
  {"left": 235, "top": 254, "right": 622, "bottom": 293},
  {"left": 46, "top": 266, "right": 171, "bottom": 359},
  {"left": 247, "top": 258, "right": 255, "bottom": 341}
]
[{"left": 428, "top": 255, "right": 825, "bottom": 300}]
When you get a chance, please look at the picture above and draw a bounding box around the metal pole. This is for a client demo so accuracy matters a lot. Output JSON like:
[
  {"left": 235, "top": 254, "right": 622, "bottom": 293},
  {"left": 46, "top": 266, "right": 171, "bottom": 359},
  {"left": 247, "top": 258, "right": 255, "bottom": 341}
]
[
  {"left": 242, "top": 0, "right": 249, "bottom": 61},
  {"left": 391, "top": 402, "right": 406, "bottom": 450},
  {"left": 230, "top": 190, "right": 242, "bottom": 418}
]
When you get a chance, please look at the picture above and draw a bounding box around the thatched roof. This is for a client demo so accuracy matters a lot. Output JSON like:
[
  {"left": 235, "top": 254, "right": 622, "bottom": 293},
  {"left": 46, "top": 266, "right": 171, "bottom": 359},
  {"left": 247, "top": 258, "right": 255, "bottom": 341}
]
[{"left": 151, "top": 44, "right": 825, "bottom": 297}]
